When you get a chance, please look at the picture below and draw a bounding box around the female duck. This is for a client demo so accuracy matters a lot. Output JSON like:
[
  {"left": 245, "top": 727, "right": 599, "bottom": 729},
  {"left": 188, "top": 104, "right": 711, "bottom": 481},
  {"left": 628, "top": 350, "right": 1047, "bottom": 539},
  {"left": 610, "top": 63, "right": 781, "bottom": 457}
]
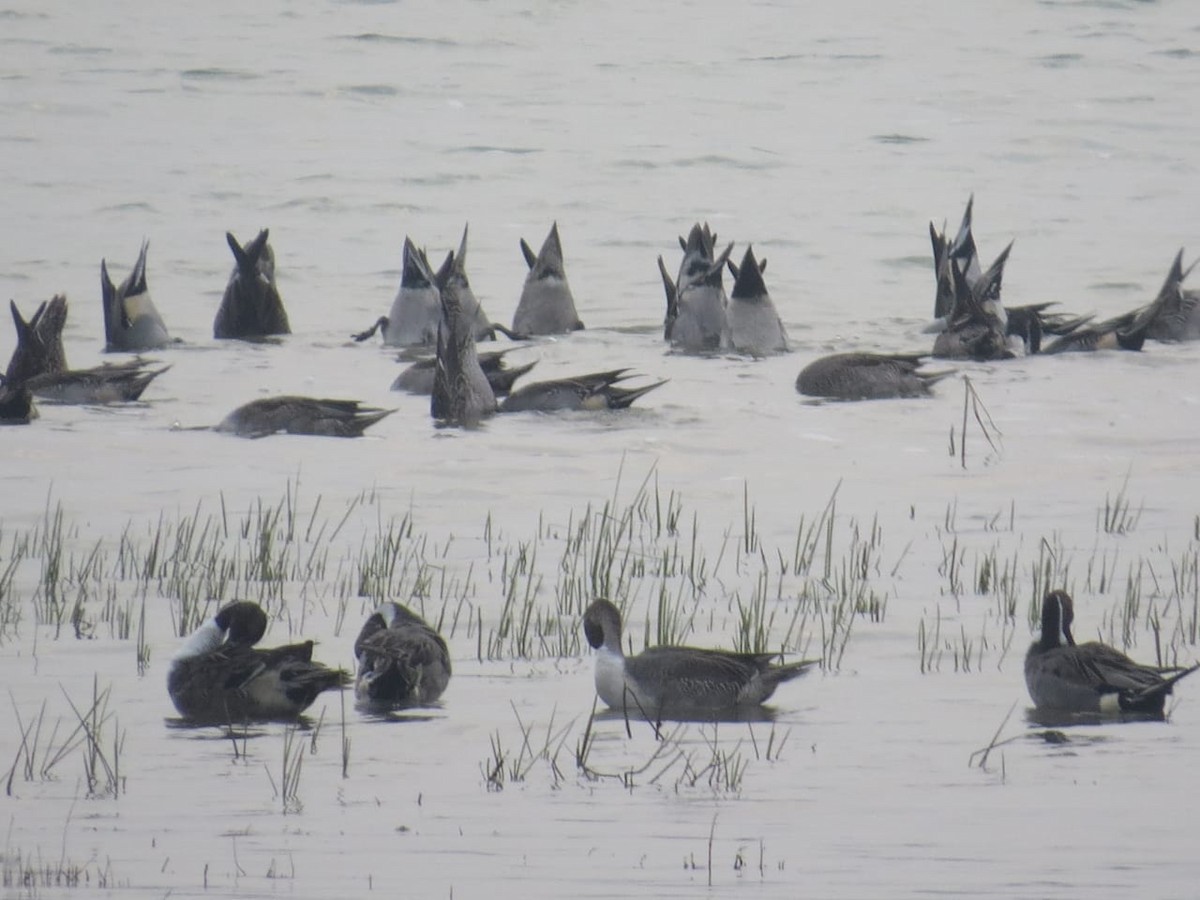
[
  {"left": 353, "top": 602, "right": 451, "bottom": 708},
  {"left": 167, "top": 601, "right": 348, "bottom": 723},
  {"left": 582, "top": 598, "right": 816, "bottom": 716},
  {"left": 1025, "top": 590, "right": 1199, "bottom": 716}
]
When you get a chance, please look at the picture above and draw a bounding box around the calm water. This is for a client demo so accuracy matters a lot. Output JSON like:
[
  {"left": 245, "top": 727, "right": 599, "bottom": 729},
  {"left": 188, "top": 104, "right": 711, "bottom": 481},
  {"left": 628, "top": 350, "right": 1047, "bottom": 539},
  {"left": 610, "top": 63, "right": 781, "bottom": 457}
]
[{"left": 3, "top": 1, "right": 1200, "bottom": 897}]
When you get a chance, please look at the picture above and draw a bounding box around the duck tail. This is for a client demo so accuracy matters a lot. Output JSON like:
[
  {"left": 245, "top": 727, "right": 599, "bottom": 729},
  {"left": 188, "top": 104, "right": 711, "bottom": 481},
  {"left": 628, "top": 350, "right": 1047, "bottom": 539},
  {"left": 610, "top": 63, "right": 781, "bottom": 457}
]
[
  {"left": 1124, "top": 661, "right": 1200, "bottom": 713},
  {"left": 768, "top": 658, "right": 820, "bottom": 686}
]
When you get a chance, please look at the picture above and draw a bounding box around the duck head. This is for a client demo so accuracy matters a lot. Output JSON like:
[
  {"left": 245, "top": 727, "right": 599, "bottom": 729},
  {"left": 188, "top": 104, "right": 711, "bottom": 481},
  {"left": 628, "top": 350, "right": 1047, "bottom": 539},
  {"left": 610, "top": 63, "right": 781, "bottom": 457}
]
[{"left": 582, "top": 598, "right": 624, "bottom": 654}]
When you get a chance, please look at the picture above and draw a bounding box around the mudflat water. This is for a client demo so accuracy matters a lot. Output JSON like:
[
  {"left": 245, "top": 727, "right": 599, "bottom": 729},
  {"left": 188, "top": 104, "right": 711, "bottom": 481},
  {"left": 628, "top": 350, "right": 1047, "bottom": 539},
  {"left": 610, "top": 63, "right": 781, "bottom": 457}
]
[{"left": 3, "top": 2, "right": 1200, "bottom": 897}]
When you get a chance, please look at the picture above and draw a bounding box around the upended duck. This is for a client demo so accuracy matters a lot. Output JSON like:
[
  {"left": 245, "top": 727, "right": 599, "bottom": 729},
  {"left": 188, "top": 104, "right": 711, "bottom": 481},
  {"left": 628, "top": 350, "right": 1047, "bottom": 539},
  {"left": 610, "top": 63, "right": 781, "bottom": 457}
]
[
  {"left": 213, "top": 229, "right": 291, "bottom": 340},
  {"left": 167, "top": 600, "right": 349, "bottom": 723},
  {"left": 215, "top": 396, "right": 395, "bottom": 438},
  {"left": 500, "top": 368, "right": 665, "bottom": 413},
  {"left": 658, "top": 223, "right": 733, "bottom": 354},
  {"left": 431, "top": 249, "right": 499, "bottom": 427},
  {"left": 582, "top": 598, "right": 817, "bottom": 716},
  {"left": 796, "top": 352, "right": 953, "bottom": 401},
  {"left": 6, "top": 297, "right": 168, "bottom": 403},
  {"left": 101, "top": 240, "right": 175, "bottom": 351},
  {"left": 353, "top": 602, "right": 451, "bottom": 709},
  {"left": 725, "top": 245, "right": 788, "bottom": 356},
  {"left": 1025, "top": 590, "right": 1199, "bottom": 717},
  {"left": 1143, "top": 249, "right": 1199, "bottom": 342},
  {"left": 392, "top": 348, "right": 536, "bottom": 397},
  {"left": 511, "top": 221, "right": 584, "bottom": 336}
]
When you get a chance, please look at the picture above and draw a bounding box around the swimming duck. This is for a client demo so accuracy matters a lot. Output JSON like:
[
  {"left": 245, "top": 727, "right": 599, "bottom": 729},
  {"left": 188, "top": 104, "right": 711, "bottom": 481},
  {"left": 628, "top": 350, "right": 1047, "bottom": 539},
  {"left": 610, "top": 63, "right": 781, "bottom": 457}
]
[
  {"left": 391, "top": 348, "right": 536, "bottom": 396},
  {"left": 213, "top": 229, "right": 291, "bottom": 340},
  {"left": 582, "top": 598, "right": 817, "bottom": 716},
  {"left": 499, "top": 368, "right": 666, "bottom": 413},
  {"left": 659, "top": 223, "right": 733, "bottom": 353},
  {"left": 1025, "top": 590, "right": 1199, "bottom": 716},
  {"left": 796, "top": 352, "right": 952, "bottom": 401},
  {"left": 6, "top": 298, "right": 169, "bottom": 403},
  {"left": 431, "top": 250, "right": 499, "bottom": 427},
  {"left": 101, "top": 241, "right": 174, "bottom": 351},
  {"left": 353, "top": 602, "right": 451, "bottom": 708},
  {"left": 215, "top": 396, "right": 395, "bottom": 438},
  {"left": 511, "top": 222, "right": 584, "bottom": 336},
  {"left": 725, "top": 245, "right": 788, "bottom": 356},
  {"left": 167, "top": 600, "right": 349, "bottom": 723}
]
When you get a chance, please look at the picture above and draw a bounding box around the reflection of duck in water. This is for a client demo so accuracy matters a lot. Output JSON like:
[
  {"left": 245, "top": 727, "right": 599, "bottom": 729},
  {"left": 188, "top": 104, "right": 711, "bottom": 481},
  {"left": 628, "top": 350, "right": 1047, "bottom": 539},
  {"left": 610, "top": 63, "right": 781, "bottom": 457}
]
[
  {"left": 796, "top": 352, "right": 952, "bottom": 401},
  {"left": 725, "top": 245, "right": 788, "bottom": 356},
  {"left": 500, "top": 369, "right": 665, "bottom": 413},
  {"left": 1025, "top": 590, "right": 1199, "bottom": 716},
  {"left": 213, "top": 229, "right": 291, "bottom": 340},
  {"left": 353, "top": 602, "right": 451, "bottom": 709},
  {"left": 215, "top": 396, "right": 395, "bottom": 438},
  {"left": 101, "top": 240, "right": 174, "bottom": 351},
  {"left": 6, "top": 297, "right": 168, "bottom": 404},
  {"left": 511, "top": 222, "right": 584, "bottom": 336},
  {"left": 582, "top": 598, "right": 817, "bottom": 717},
  {"left": 167, "top": 601, "right": 349, "bottom": 723}
]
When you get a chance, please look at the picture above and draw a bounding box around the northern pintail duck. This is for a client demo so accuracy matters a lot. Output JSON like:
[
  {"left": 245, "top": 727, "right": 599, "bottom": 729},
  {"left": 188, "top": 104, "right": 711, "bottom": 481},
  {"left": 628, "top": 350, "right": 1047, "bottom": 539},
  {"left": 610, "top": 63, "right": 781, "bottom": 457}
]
[
  {"left": 724, "top": 245, "right": 788, "bottom": 356},
  {"left": 1144, "top": 250, "right": 1200, "bottom": 342},
  {"left": 796, "top": 352, "right": 952, "bottom": 401},
  {"left": 1025, "top": 590, "right": 1199, "bottom": 717},
  {"left": 499, "top": 368, "right": 666, "bottom": 413},
  {"left": 511, "top": 222, "right": 584, "bottom": 336},
  {"left": 6, "top": 298, "right": 168, "bottom": 404},
  {"left": 931, "top": 241, "right": 1017, "bottom": 361},
  {"left": 354, "top": 237, "right": 442, "bottom": 347},
  {"left": 0, "top": 376, "right": 36, "bottom": 424},
  {"left": 1038, "top": 269, "right": 1172, "bottom": 353},
  {"left": 167, "top": 600, "right": 349, "bottom": 723},
  {"left": 215, "top": 396, "right": 395, "bottom": 438},
  {"left": 213, "top": 229, "right": 291, "bottom": 340},
  {"left": 431, "top": 250, "right": 499, "bottom": 427},
  {"left": 101, "top": 240, "right": 174, "bottom": 351},
  {"left": 392, "top": 348, "right": 536, "bottom": 396},
  {"left": 582, "top": 598, "right": 817, "bottom": 716},
  {"left": 353, "top": 602, "right": 451, "bottom": 708},
  {"left": 658, "top": 223, "right": 733, "bottom": 353}
]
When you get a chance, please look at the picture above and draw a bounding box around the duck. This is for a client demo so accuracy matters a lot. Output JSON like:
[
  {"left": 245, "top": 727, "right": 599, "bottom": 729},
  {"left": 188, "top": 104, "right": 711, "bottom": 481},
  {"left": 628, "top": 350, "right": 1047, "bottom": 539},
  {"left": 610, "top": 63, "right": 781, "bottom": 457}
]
[
  {"left": 659, "top": 223, "right": 733, "bottom": 354},
  {"left": 101, "top": 240, "right": 174, "bottom": 351},
  {"left": 215, "top": 396, "right": 395, "bottom": 438},
  {"left": 0, "top": 376, "right": 36, "bottom": 424},
  {"left": 353, "top": 237, "right": 442, "bottom": 347},
  {"left": 931, "top": 242, "right": 1017, "bottom": 360},
  {"left": 511, "top": 222, "right": 584, "bottom": 336},
  {"left": 581, "top": 598, "right": 817, "bottom": 716},
  {"left": 353, "top": 602, "right": 451, "bottom": 708},
  {"left": 1143, "top": 250, "right": 1200, "bottom": 342},
  {"left": 796, "top": 351, "right": 953, "bottom": 401},
  {"left": 724, "top": 245, "right": 788, "bottom": 356},
  {"left": 391, "top": 348, "right": 536, "bottom": 396},
  {"left": 6, "top": 298, "right": 169, "bottom": 404},
  {"left": 213, "top": 229, "right": 291, "bottom": 340},
  {"left": 1025, "top": 590, "right": 1199, "bottom": 716},
  {"left": 499, "top": 368, "right": 666, "bottom": 413},
  {"left": 167, "top": 600, "right": 349, "bottom": 723},
  {"left": 431, "top": 249, "right": 499, "bottom": 427}
]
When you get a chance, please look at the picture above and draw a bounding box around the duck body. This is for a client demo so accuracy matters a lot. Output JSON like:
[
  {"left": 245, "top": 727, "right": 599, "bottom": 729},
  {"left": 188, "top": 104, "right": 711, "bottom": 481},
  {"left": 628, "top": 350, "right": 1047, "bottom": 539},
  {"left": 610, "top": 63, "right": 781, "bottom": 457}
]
[
  {"left": 725, "top": 246, "right": 788, "bottom": 356},
  {"left": 660, "top": 223, "right": 732, "bottom": 353},
  {"left": 796, "top": 352, "right": 951, "bottom": 401},
  {"left": 582, "top": 599, "right": 816, "bottom": 716},
  {"left": 381, "top": 238, "right": 442, "bottom": 347},
  {"left": 1025, "top": 590, "right": 1199, "bottom": 716},
  {"left": 215, "top": 396, "right": 395, "bottom": 438},
  {"left": 431, "top": 250, "right": 498, "bottom": 426},
  {"left": 167, "top": 601, "right": 348, "bottom": 723},
  {"left": 213, "top": 229, "right": 291, "bottom": 340},
  {"left": 511, "top": 222, "right": 584, "bottom": 336},
  {"left": 353, "top": 602, "right": 451, "bottom": 708},
  {"left": 101, "top": 241, "right": 173, "bottom": 351},
  {"left": 499, "top": 369, "right": 665, "bottom": 413}
]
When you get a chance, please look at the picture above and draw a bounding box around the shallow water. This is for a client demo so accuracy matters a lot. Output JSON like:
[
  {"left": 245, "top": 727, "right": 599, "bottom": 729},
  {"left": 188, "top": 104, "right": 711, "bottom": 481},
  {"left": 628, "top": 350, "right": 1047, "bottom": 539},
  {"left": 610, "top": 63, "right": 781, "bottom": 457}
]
[{"left": 3, "top": 1, "right": 1200, "bottom": 898}]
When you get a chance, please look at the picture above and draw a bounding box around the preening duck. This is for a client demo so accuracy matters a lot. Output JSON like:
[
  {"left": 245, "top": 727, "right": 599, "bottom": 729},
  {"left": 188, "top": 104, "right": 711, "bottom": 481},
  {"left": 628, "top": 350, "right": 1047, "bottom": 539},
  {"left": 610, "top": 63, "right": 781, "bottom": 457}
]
[{"left": 353, "top": 602, "right": 451, "bottom": 709}]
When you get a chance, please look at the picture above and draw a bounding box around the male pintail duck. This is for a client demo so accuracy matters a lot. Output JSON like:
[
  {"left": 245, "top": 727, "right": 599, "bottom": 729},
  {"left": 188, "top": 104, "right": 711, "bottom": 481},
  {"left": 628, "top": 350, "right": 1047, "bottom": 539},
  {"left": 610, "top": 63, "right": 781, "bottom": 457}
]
[
  {"left": 499, "top": 368, "right": 666, "bottom": 413},
  {"left": 167, "top": 600, "right": 349, "bottom": 723},
  {"left": 659, "top": 222, "right": 733, "bottom": 353},
  {"left": 931, "top": 242, "right": 1017, "bottom": 360},
  {"left": 511, "top": 222, "right": 584, "bottom": 336},
  {"left": 725, "top": 245, "right": 788, "bottom": 356},
  {"left": 353, "top": 237, "right": 442, "bottom": 347},
  {"left": 1134, "top": 249, "right": 1200, "bottom": 344},
  {"left": 582, "top": 598, "right": 817, "bottom": 716},
  {"left": 353, "top": 602, "right": 451, "bottom": 708},
  {"left": 1038, "top": 264, "right": 1174, "bottom": 353},
  {"left": 215, "top": 396, "right": 395, "bottom": 438},
  {"left": 796, "top": 352, "right": 953, "bottom": 401},
  {"left": 431, "top": 250, "right": 499, "bottom": 427},
  {"left": 392, "top": 348, "right": 536, "bottom": 396},
  {"left": 1025, "top": 590, "right": 1200, "bottom": 717},
  {"left": 101, "top": 241, "right": 174, "bottom": 351},
  {"left": 213, "top": 229, "right": 291, "bottom": 340},
  {"left": 6, "top": 298, "right": 168, "bottom": 404}
]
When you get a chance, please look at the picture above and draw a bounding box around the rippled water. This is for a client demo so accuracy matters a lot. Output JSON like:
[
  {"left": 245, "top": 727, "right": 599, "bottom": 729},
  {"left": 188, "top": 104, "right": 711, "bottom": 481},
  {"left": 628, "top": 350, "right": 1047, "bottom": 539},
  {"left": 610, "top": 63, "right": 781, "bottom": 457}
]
[{"left": 3, "top": 1, "right": 1200, "bottom": 898}]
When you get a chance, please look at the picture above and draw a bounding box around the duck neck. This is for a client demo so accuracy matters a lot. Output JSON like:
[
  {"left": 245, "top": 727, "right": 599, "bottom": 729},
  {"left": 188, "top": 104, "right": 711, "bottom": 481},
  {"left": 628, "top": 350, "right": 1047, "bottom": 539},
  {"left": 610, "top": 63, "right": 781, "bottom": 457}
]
[{"left": 173, "top": 619, "right": 224, "bottom": 661}]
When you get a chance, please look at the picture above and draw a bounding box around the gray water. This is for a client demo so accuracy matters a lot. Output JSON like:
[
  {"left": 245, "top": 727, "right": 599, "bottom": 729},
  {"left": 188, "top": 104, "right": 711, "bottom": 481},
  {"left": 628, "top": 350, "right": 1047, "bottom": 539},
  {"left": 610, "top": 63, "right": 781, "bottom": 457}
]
[{"left": 3, "top": 1, "right": 1200, "bottom": 897}]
